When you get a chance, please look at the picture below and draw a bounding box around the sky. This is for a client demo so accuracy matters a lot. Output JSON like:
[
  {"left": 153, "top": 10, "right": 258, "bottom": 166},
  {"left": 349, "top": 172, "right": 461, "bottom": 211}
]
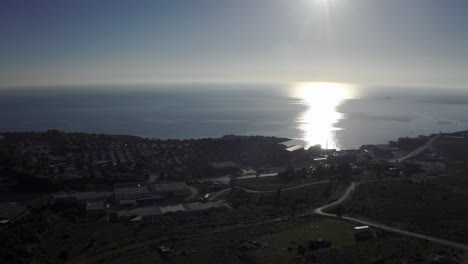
[{"left": 1, "top": 0, "right": 468, "bottom": 87}]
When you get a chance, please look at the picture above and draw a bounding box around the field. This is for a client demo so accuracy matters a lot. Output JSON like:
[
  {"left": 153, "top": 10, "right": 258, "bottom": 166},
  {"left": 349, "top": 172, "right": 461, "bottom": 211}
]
[
  {"left": 336, "top": 171, "right": 468, "bottom": 244},
  {"left": 434, "top": 136, "right": 468, "bottom": 162},
  {"left": 236, "top": 176, "right": 319, "bottom": 191},
  {"left": 6, "top": 179, "right": 343, "bottom": 264},
  {"left": 234, "top": 178, "right": 348, "bottom": 212},
  {"left": 69, "top": 216, "right": 445, "bottom": 264},
  {"left": 4, "top": 177, "right": 454, "bottom": 264}
]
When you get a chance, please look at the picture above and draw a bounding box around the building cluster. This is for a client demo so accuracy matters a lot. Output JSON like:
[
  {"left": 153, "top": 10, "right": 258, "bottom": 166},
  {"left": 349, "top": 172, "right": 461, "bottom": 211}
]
[
  {"left": 10, "top": 134, "right": 248, "bottom": 186},
  {"left": 50, "top": 191, "right": 109, "bottom": 218},
  {"left": 116, "top": 200, "right": 229, "bottom": 223},
  {"left": 47, "top": 178, "right": 230, "bottom": 223},
  {"left": 326, "top": 150, "right": 357, "bottom": 164},
  {"left": 361, "top": 145, "right": 394, "bottom": 159},
  {"left": 3, "top": 132, "right": 294, "bottom": 194},
  {"left": 114, "top": 181, "right": 191, "bottom": 205},
  {"left": 10, "top": 137, "right": 199, "bottom": 183}
]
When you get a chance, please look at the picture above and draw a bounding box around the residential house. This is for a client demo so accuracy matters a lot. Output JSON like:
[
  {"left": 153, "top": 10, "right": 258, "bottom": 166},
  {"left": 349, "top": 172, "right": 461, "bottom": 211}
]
[
  {"left": 114, "top": 182, "right": 155, "bottom": 205},
  {"left": 152, "top": 182, "right": 191, "bottom": 199}
]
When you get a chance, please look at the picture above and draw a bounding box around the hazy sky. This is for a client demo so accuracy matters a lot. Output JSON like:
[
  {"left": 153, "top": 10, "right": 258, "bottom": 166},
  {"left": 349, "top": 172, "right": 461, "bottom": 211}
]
[{"left": 1, "top": 0, "right": 468, "bottom": 87}]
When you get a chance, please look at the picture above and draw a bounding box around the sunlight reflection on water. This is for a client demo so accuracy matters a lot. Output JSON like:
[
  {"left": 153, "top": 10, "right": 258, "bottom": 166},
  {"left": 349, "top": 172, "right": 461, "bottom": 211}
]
[{"left": 292, "top": 82, "right": 356, "bottom": 149}]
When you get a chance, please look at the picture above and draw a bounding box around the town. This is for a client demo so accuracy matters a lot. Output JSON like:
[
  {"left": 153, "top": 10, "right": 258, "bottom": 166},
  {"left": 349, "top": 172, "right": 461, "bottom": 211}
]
[{"left": 1, "top": 130, "right": 468, "bottom": 264}]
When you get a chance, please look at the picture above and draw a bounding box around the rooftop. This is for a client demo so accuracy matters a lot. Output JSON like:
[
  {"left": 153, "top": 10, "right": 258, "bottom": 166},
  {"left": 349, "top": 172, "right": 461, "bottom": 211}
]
[
  {"left": 72, "top": 192, "right": 108, "bottom": 201},
  {"left": 153, "top": 182, "right": 189, "bottom": 192},
  {"left": 86, "top": 201, "right": 105, "bottom": 211},
  {"left": 53, "top": 191, "right": 109, "bottom": 202},
  {"left": 286, "top": 145, "right": 304, "bottom": 152},
  {"left": 115, "top": 185, "right": 150, "bottom": 196},
  {"left": 354, "top": 225, "right": 370, "bottom": 230},
  {"left": 280, "top": 139, "right": 304, "bottom": 148}
]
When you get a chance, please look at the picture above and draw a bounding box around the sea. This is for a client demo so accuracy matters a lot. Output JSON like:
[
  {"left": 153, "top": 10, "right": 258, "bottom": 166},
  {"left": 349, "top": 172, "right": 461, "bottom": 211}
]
[{"left": 2, "top": 82, "right": 468, "bottom": 150}]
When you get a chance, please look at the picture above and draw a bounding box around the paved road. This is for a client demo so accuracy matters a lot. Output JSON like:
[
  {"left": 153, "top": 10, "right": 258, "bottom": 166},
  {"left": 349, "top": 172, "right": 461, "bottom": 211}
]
[
  {"left": 243, "top": 180, "right": 330, "bottom": 194},
  {"left": 314, "top": 181, "right": 468, "bottom": 251},
  {"left": 72, "top": 177, "right": 468, "bottom": 263},
  {"left": 206, "top": 179, "right": 330, "bottom": 198},
  {"left": 184, "top": 186, "right": 200, "bottom": 202},
  {"left": 207, "top": 188, "right": 230, "bottom": 200},
  {"left": 314, "top": 182, "right": 357, "bottom": 215},
  {"left": 237, "top": 172, "right": 278, "bottom": 180},
  {"left": 389, "top": 135, "right": 440, "bottom": 162},
  {"left": 204, "top": 172, "right": 279, "bottom": 184}
]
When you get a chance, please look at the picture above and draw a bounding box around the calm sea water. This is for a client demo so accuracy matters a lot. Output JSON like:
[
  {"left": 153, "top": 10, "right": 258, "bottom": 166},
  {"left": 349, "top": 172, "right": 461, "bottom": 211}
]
[{"left": 2, "top": 83, "right": 468, "bottom": 150}]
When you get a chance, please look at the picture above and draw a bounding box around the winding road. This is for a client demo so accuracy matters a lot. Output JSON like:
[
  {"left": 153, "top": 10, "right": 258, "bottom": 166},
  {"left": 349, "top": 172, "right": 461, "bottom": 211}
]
[
  {"left": 206, "top": 179, "right": 330, "bottom": 199},
  {"left": 70, "top": 179, "right": 468, "bottom": 264},
  {"left": 203, "top": 172, "right": 279, "bottom": 184},
  {"left": 242, "top": 180, "right": 330, "bottom": 194},
  {"left": 314, "top": 181, "right": 468, "bottom": 251}
]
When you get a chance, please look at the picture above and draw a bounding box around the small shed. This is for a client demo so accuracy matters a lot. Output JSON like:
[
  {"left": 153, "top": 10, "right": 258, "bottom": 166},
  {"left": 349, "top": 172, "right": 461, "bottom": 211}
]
[{"left": 354, "top": 225, "right": 374, "bottom": 241}]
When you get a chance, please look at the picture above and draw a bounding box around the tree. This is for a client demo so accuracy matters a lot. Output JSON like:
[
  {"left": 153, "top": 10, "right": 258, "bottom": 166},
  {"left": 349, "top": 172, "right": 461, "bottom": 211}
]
[
  {"left": 337, "top": 163, "right": 352, "bottom": 180},
  {"left": 307, "top": 144, "right": 322, "bottom": 155},
  {"left": 313, "top": 165, "right": 325, "bottom": 178},
  {"left": 59, "top": 250, "right": 69, "bottom": 260},
  {"left": 369, "top": 162, "right": 385, "bottom": 177},
  {"left": 296, "top": 167, "right": 308, "bottom": 179},
  {"left": 279, "top": 165, "right": 295, "bottom": 183}
]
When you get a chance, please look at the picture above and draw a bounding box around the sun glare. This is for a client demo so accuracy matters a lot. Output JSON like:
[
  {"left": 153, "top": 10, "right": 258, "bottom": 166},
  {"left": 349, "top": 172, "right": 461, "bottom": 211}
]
[{"left": 293, "top": 82, "right": 355, "bottom": 149}]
